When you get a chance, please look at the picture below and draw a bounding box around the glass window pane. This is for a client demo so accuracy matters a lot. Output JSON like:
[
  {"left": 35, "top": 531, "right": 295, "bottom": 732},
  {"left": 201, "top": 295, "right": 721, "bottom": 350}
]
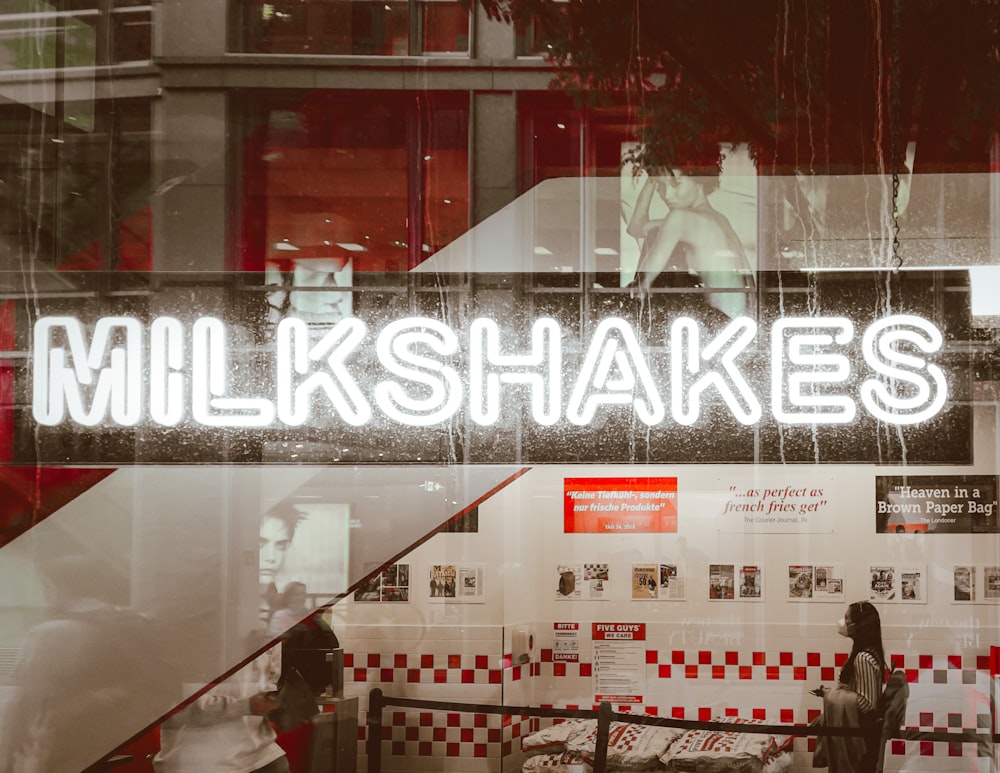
[{"left": 421, "top": 1, "right": 469, "bottom": 54}]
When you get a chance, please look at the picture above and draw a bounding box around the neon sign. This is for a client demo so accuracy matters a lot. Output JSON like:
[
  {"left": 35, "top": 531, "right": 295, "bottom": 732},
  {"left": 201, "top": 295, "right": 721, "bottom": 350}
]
[{"left": 32, "top": 313, "right": 948, "bottom": 430}]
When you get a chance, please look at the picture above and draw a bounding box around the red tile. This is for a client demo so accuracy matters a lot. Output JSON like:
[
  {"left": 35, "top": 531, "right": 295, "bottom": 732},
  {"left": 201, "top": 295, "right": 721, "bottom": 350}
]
[
  {"left": 541, "top": 649, "right": 553, "bottom": 662},
  {"left": 712, "top": 665, "right": 725, "bottom": 679},
  {"left": 461, "top": 728, "right": 473, "bottom": 742},
  {"left": 659, "top": 664, "right": 672, "bottom": 679},
  {"left": 671, "top": 707, "right": 685, "bottom": 719},
  {"left": 579, "top": 663, "right": 592, "bottom": 677},
  {"left": 407, "top": 669, "right": 420, "bottom": 683},
  {"left": 890, "top": 653, "right": 904, "bottom": 669},
  {"left": 418, "top": 741, "right": 432, "bottom": 756},
  {"left": 405, "top": 726, "right": 419, "bottom": 742},
  {"left": 766, "top": 666, "right": 779, "bottom": 680},
  {"left": 446, "top": 742, "right": 460, "bottom": 757},
  {"left": 779, "top": 652, "right": 793, "bottom": 666},
  {"left": 793, "top": 667, "right": 806, "bottom": 680},
  {"left": 488, "top": 728, "right": 501, "bottom": 743},
  {"left": 725, "top": 651, "right": 739, "bottom": 665},
  {"left": 807, "top": 709, "right": 821, "bottom": 723},
  {"left": 353, "top": 668, "right": 367, "bottom": 682},
  {"left": 476, "top": 655, "right": 489, "bottom": 670},
  {"left": 685, "top": 665, "right": 699, "bottom": 679},
  {"left": 461, "top": 669, "right": 474, "bottom": 684},
  {"left": 891, "top": 740, "right": 905, "bottom": 755},
  {"left": 394, "top": 654, "right": 407, "bottom": 668},
  {"left": 646, "top": 706, "right": 658, "bottom": 715},
  {"left": 725, "top": 707, "right": 738, "bottom": 717},
  {"left": 434, "top": 669, "right": 447, "bottom": 683},
  {"left": 698, "top": 707, "right": 712, "bottom": 721},
  {"left": 380, "top": 727, "right": 391, "bottom": 741},
  {"left": 835, "top": 653, "right": 848, "bottom": 667},
  {"left": 807, "top": 652, "right": 820, "bottom": 667},
  {"left": 554, "top": 662, "right": 566, "bottom": 677},
  {"left": 391, "top": 741, "right": 405, "bottom": 755},
  {"left": 920, "top": 741, "right": 933, "bottom": 756},
  {"left": 672, "top": 650, "right": 685, "bottom": 664},
  {"left": 905, "top": 669, "right": 918, "bottom": 682},
  {"left": 821, "top": 667, "right": 835, "bottom": 681},
  {"left": 448, "top": 654, "right": 462, "bottom": 669},
  {"left": 433, "top": 727, "right": 446, "bottom": 742},
  {"left": 368, "top": 653, "right": 381, "bottom": 668},
  {"left": 489, "top": 669, "right": 502, "bottom": 684},
  {"left": 420, "top": 713, "right": 433, "bottom": 726},
  {"left": 343, "top": 653, "right": 354, "bottom": 667},
  {"left": 392, "top": 711, "right": 406, "bottom": 725},
  {"left": 978, "top": 655, "right": 990, "bottom": 670},
  {"left": 919, "top": 655, "right": 933, "bottom": 669},
  {"left": 474, "top": 743, "right": 487, "bottom": 758},
  {"left": 753, "top": 708, "right": 766, "bottom": 720},
  {"left": 421, "top": 654, "right": 434, "bottom": 668},
  {"left": 502, "top": 741, "right": 512, "bottom": 756},
  {"left": 512, "top": 666, "right": 521, "bottom": 681},
  {"left": 474, "top": 714, "right": 487, "bottom": 728},
  {"left": 753, "top": 652, "right": 766, "bottom": 666},
  {"left": 646, "top": 649, "right": 658, "bottom": 664},
  {"left": 780, "top": 709, "right": 794, "bottom": 723},
  {"left": 920, "top": 712, "right": 933, "bottom": 726},
  {"left": 739, "top": 666, "right": 752, "bottom": 680},
  {"left": 699, "top": 651, "right": 712, "bottom": 664},
  {"left": 948, "top": 655, "right": 962, "bottom": 669},
  {"left": 380, "top": 668, "right": 394, "bottom": 682}
]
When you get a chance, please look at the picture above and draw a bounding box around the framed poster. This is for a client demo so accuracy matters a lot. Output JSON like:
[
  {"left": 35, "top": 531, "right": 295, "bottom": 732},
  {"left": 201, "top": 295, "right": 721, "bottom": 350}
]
[
  {"left": 631, "top": 563, "right": 686, "bottom": 600},
  {"left": 429, "top": 563, "right": 486, "bottom": 603},
  {"left": 787, "top": 563, "right": 845, "bottom": 602},
  {"left": 869, "top": 564, "right": 927, "bottom": 603},
  {"left": 354, "top": 563, "right": 410, "bottom": 603},
  {"left": 556, "top": 563, "right": 610, "bottom": 600}
]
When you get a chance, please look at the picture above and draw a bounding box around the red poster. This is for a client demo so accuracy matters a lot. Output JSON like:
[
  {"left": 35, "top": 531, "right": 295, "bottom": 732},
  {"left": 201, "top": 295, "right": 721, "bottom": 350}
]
[{"left": 564, "top": 477, "right": 677, "bottom": 533}]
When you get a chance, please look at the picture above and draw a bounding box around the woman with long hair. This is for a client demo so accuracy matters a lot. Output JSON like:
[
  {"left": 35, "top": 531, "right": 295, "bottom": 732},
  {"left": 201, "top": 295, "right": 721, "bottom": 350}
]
[{"left": 814, "top": 600, "right": 888, "bottom": 772}]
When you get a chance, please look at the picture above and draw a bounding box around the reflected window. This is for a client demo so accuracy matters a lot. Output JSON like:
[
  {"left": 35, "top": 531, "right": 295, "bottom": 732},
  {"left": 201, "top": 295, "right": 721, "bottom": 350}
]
[
  {"left": 236, "top": 0, "right": 469, "bottom": 56},
  {"left": 239, "top": 91, "right": 469, "bottom": 273},
  {"left": 0, "top": 1, "right": 151, "bottom": 70},
  {"left": 0, "top": 98, "right": 152, "bottom": 272}
]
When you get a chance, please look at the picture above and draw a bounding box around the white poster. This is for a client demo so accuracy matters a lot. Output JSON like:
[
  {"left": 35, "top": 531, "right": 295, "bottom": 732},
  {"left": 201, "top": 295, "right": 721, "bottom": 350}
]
[
  {"left": 592, "top": 623, "right": 646, "bottom": 704},
  {"left": 556, "top": 563, "right": 610, "bottom": 600},
  {"left": 429, "top": 563, "right": 486, "bottom": 603},
  {"left": 787, "top": 563, "right": 845, "bottom": 602},
  {"left": 869, "top": 564, "right": 927, "bottom": 604},
  {"left": 631, "top": 563, "right": 686, "bottom": 601},
  {"left": 712, "top": 475, "right": 837, "bottom": 533}
]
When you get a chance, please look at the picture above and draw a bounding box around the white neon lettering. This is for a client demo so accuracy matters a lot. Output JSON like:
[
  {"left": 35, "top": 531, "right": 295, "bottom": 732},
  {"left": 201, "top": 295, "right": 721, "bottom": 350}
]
[
  {"left": 567, "top": 318, "right": 665, "bottom": 426},
  {"left": 374, "top": 317, "right": 462, "bottom": 426},
  {"left": 191, "top": 318, "right": 275, "bottom": 427},
  {"left": 150, "top": 317, "right": 185, "bottom": 426},
  {"left": 30, "top": 313, "right": 949, "bottom": 431},
  {"left": 771, "top": 318, "right": 856, "bottom": 424},
  {"left": 33, "top": 316, "right": 143, "bottom": 427},
  {"left": 670, "top": 317, "right": 760, "bottom": 426},
  {"left": 469, "top": 318, "right": 561, "bottom": 426},
  {"left": 860, "top": 314, "right": 947, "bottom": 425},
  {"left": 276, "top": 317, "right": 371, "bottom": 426}
]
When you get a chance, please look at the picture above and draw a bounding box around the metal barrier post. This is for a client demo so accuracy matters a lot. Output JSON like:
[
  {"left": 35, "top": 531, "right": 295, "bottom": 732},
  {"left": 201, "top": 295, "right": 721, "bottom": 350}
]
[
  {"left": 593, "top": 701, "right": 612, "bottom": 773},
  {"left": 367, "top": 688, "right": 384, "bottom": 773}
]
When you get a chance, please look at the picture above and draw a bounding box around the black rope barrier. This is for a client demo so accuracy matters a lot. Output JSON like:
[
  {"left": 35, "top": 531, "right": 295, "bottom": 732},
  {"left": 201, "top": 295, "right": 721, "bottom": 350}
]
[{"left": 366, "top": 690, "right": 997, "bottom": 773}]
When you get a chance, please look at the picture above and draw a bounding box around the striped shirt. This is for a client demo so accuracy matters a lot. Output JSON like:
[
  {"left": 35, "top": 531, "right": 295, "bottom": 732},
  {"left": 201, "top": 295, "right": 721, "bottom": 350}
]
[{"left": 850, "top": 650, "right": 884, "bottom": 714}]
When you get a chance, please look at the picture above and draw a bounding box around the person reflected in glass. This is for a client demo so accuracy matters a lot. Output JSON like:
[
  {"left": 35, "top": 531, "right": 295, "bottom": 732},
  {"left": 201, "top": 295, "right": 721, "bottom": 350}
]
[
  {"left": 812, "top": 600, "right": 887, "bottom": 773},
  {"left": 259, "top": 506, "right": 303, "bottom": 630},
  {"left": 628, "top": 165, "right": 755, "bottom": 321}
]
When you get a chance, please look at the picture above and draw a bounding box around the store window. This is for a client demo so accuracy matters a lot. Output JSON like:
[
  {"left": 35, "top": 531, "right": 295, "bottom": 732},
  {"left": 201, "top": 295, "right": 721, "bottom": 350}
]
[
  {"left": 0, "top": 1, "right": 151, "bottom": 69},
  {"left": 235, "top": 0, "right": 469, "bottom": 56},
  {"left": 238, "top": 90, "right": 469, "bottom": 274},
  {"left": 0, "top": 98, "right": 152, "bottom": 272}
]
